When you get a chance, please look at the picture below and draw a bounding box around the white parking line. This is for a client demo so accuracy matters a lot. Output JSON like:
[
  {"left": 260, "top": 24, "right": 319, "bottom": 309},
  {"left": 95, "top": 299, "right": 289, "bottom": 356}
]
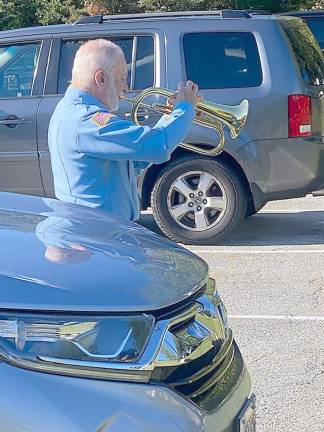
[
  {"left": 228, "top": 314, "right": 324, "bottom": 322},
  {"left": 189, "top": 249, "right": 324, "bottom": 254},
  {"left": 259, "top": 209, "right": 322, "bottom": 213}
]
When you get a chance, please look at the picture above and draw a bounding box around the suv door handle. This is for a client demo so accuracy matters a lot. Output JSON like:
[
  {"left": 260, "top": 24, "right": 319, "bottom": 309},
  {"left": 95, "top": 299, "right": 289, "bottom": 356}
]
[{"left": 0, "top": 116, "right": 31, "bottom": 126}]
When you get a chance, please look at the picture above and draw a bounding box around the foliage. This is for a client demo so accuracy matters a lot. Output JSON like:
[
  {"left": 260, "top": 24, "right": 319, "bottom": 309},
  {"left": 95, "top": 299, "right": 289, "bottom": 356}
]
[
  {"left": 36, "top": 0, "right": 86, "bottom": 25},
  {"left": 0, "top": 0, "right": 38, "bottom": 30},
  {"left": 138, "top": 0, "right": 233, "bottom": 12},
  {"left": 1, "top": 0, "right": 324, "bottom": 30},
  {"left": 85, "top": 0, "right": 139, "bottom": 14}
]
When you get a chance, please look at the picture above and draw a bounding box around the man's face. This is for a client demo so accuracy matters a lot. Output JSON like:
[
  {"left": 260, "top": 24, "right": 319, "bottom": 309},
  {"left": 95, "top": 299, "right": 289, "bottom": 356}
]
[
  {"left": 115, "top": 56, "right": 128, "bottom": 98},
  {"left": 105, "top": 55, "right": 128, "bottom": 112}
]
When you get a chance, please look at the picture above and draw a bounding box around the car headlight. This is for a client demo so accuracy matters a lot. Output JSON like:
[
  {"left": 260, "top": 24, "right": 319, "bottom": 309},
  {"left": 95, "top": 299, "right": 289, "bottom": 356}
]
[{"left": 0, "top": 313, "right": 155, "bottom": 382}]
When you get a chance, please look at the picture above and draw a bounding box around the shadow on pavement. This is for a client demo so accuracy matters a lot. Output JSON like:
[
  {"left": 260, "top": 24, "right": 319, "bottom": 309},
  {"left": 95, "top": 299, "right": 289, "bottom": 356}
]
[{"left": 139, "top": 211, "right": 324, "bottom": 246}]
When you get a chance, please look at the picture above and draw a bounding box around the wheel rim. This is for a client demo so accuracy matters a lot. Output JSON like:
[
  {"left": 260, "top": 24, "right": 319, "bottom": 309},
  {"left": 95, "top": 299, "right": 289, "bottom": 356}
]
[{"left": 167, "top": 171, "right": 227, "bottom": 232}]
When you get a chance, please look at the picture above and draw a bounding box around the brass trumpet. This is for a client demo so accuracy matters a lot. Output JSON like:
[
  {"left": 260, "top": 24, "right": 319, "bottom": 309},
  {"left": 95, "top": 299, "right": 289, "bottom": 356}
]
[{"left": 122, "top": 87, "right": 249, "bottom": 156}]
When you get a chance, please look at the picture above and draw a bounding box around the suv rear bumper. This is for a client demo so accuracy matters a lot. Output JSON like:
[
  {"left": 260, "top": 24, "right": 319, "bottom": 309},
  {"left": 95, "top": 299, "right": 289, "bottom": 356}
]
[
  {"left": 0, "top": 346, "right": 251, "bottom": 432},
  {"left": 240, "top": 136, "right": 324, "bottom": 210}
]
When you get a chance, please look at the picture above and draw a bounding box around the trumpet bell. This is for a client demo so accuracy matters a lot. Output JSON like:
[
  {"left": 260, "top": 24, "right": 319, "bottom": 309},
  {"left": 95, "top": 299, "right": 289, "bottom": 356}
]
[{"left": 199, "top": 99, "right": 249, "bottom": 138}]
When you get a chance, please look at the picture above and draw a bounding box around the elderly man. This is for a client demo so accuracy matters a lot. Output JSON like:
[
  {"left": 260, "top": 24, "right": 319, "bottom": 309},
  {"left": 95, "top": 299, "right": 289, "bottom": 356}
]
[{"left": 48, "top": 39, "right": 198, "bottom": 221}]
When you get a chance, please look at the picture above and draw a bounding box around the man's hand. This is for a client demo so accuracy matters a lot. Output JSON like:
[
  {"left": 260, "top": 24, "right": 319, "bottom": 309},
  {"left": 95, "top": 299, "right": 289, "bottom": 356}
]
[{"left": 175, "top": 80, "right": 199, "bottom": 108}]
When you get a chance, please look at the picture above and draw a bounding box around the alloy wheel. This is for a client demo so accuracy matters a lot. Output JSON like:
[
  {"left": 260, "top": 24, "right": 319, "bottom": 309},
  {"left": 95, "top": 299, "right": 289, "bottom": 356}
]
[{"left": 167, "top": 171, "right": 227, "bottom": 232}]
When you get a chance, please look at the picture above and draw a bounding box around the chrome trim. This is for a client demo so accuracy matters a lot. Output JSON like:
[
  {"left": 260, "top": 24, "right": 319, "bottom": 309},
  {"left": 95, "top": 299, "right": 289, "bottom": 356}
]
[
  {"left": 68, "top": 327, "right": 133, "bottom": 359},
  {"left": 31, "top": 40, "right": 43, "bottom": 95},
  {"left": 0, "top": 152, "right": 38, "bottom": 158},
  {"left": 130, "top": 36, "right": 137, "bottom": 91},
  {"left": 169, "top": 329, "right": 233, "bottom": 387},
  {"left": 189, "top": 344, "right": 234, "bottom": 398},
  {"left": 0, "top": 118, "right": 31, "bottom": 125},
  {"left": 0, "top": 286, "right": 230, "bottom": 384},
  {"left": 38, "top": 151, "right": 50, "bottom": 158},
  {"left": 43, "top": 38, "right": 54, "bottom": 95}
]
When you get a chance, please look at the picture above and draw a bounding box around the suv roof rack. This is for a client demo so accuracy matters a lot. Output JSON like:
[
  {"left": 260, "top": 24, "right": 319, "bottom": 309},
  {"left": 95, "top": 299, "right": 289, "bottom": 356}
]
[
  {"left": 246, "top": 10, "right": 270, "bottom": 15},
  {"left": 74, "top": 9, "right": 256, "bottom": 25},
  {"left": 76, "top": 15, "right": 103, "bottom": 24}
]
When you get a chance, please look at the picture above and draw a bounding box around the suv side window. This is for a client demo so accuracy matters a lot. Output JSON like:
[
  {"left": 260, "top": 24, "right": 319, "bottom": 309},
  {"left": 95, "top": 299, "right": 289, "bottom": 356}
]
[
  {"left": 183, "top": 32, "right": 262, "bottom": 89},
  {"left": 0, "top": 43, "right": 41, "bottom": 98},
  {"left": 58, "top": 36, "right": 154, "bottom": 94},
  {"left": 134, "top": 36, "right": 155, "bottom": 89}
]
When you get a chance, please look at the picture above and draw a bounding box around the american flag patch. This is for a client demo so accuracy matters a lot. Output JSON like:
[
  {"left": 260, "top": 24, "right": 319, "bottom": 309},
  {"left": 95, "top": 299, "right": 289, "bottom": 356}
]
[{"left": 91, "top": 111, "right": 116, "bottom": 127}]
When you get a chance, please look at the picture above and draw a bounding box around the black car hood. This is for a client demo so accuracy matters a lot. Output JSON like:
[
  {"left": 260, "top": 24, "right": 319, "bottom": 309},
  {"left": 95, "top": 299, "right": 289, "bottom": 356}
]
[{"left": 0, "top": 193, "right": 208, "bottom": 312}]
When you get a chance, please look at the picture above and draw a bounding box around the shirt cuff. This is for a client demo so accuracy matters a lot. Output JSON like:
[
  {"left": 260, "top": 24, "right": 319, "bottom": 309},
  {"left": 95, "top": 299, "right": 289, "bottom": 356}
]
[{"left": 174, "top": 101, "right": 195, "bottom": 117}]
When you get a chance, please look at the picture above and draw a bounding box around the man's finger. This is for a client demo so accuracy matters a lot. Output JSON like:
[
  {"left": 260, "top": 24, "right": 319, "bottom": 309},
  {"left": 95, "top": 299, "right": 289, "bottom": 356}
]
[
  {"left": 186, "top": 80, "right": 194, "bottom": 90},
  {"left": 178, "top": 81, "right": 185, "bottom": 91}
]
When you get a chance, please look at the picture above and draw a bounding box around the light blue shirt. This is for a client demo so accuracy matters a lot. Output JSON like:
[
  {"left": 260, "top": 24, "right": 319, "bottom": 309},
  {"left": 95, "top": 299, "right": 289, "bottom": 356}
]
[{"left": 48, "top": 86, "right": 194, "bottom": 221}]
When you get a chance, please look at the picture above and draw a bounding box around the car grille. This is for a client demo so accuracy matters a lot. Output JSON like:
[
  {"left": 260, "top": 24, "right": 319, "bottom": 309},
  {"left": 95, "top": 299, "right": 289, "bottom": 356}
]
[
  {"left": 186, "top": 341, "right": 244, "bottom": 412},
  {"left": 150, "top": 290, "right": 244, "bottom": 412}
]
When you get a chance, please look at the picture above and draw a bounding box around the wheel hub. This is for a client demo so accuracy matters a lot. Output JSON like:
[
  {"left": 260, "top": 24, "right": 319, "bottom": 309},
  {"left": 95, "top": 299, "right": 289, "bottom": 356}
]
[{"left": 192, "top": 196, "right": 203, "bottom": 206}]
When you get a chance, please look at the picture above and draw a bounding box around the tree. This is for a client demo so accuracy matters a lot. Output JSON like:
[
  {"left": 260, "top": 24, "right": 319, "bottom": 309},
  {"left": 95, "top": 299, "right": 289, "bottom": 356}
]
[
  {"left": 232, "top": 1, "right": 323, "bottom": 12},
  {"left": 85, "top": 0, "right": 139, "bottom": 14},
  {"left": 0, "top": 0, "right": 38, "bottom": 30},
  {"left": 0, "top": 0, "right": 86, "bottom": 29},
  {"left": 139, "top": 0, "right": 324, "bottom": 12},
  {"left": 138, "top": 0, "right": 237, "bottom": 12},
  {"left": 36, "top": 0, "right": 85, "bottom": 25}
]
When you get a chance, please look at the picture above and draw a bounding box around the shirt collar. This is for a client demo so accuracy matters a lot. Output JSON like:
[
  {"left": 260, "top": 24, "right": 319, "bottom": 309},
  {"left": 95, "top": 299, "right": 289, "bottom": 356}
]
[{"left": 65, "top": 86, "right": 108, "bottom": 111}]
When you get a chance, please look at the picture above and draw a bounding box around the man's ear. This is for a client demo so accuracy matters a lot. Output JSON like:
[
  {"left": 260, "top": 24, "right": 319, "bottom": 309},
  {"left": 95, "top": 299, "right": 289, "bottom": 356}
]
[{"left": 94, "top": 69, "right": 104, "bottom": 87}]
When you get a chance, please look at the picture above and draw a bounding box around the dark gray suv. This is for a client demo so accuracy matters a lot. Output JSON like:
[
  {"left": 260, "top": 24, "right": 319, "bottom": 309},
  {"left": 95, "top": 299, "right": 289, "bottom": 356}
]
[{"left": 1, "top": 10, "right": 324, "bottom": 244}]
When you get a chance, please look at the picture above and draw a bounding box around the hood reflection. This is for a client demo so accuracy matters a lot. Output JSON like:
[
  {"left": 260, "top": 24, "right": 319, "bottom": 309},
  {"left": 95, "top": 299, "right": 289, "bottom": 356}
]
[{"left": 35, "top": 199, "right": 152, "bottom": 266}]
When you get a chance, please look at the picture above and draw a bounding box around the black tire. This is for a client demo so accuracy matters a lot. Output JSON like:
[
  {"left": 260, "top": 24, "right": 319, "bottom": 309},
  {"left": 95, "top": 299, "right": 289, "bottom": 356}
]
[{"left": 151, "top": 156, "right": 248, "bottom": 245}]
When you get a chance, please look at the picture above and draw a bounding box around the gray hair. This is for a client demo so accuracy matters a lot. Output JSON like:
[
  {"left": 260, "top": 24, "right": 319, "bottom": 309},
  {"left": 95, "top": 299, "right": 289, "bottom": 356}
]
[{"left": 71, "top": 39, "right": 124, "bottom": 87}]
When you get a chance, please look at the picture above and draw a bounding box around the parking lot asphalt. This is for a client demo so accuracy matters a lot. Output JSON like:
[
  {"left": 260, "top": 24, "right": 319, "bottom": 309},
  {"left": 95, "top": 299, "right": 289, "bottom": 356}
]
[{"left": 140, "top": 194, "right": 324, "bottom": 432}]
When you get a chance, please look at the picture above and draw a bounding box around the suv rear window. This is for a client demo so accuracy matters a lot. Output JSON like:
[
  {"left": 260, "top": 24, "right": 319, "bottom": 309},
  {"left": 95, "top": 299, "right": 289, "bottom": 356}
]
[
  {"left": 281, "top": 23, "right": 324, "bottom": 85},
  {"left": 183, "top": 32, "right": 262, "bottom": 89}
]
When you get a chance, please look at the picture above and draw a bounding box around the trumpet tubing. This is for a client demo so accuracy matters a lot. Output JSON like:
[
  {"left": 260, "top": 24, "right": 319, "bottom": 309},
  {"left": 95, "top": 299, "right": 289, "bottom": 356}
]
[{"left": 123, "top": 87, "right": 249, "bottom": 156}]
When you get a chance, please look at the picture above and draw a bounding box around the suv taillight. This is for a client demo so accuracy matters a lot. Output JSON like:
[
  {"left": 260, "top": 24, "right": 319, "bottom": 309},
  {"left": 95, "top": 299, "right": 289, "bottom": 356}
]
[{"left": 288, "top": 95, "right": 312, "bottom": 138}]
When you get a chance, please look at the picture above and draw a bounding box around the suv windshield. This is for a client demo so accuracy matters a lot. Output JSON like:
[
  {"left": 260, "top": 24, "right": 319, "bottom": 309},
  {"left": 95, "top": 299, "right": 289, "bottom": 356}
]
[{"left": 281, "top": 22, "right": 324, "bottom": 85}]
